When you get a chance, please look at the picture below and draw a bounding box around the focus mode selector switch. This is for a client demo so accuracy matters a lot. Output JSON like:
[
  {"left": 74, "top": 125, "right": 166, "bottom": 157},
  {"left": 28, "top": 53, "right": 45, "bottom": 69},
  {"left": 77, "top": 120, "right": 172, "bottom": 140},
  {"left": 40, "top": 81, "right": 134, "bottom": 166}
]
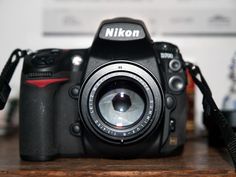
[
  {"left": 169, "top": 59, "right": 181, "bottom": 72},
  {"left": 168, "top": 76, "right": 185, "bottom": 92},
  {"left": 170, "top": 119, "right": 176, "bottom": 132}
]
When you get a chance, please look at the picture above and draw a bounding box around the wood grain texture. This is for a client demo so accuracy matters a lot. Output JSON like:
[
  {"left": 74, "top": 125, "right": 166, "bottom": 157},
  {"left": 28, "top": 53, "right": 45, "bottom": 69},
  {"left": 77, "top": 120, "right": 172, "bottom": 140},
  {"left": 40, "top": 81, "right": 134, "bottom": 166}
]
[{"left": 0, "top": 135, "right": 235, "bottom": 177}]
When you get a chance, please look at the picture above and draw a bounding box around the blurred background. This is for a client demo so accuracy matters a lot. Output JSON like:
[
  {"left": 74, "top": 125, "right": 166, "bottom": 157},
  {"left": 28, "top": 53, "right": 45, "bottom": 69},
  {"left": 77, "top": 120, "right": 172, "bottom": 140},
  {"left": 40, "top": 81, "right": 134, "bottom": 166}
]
[{"left": 0, "top": 0, "right": 236, "bottom": 134}]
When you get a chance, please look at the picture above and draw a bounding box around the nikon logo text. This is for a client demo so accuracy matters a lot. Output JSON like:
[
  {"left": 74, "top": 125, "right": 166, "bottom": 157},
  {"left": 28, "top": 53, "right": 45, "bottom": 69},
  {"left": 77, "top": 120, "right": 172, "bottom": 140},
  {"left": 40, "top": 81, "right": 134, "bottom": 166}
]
[{"left": 105, "top": 28, "right": 140, "bottom": 38}]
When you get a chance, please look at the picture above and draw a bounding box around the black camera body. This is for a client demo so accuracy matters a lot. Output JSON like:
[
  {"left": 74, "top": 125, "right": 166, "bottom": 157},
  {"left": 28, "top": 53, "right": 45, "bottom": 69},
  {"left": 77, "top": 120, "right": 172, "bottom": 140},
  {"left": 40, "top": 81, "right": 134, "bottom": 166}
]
[{"left": 20, "top": 18, "right": 187, "bottom": 161}]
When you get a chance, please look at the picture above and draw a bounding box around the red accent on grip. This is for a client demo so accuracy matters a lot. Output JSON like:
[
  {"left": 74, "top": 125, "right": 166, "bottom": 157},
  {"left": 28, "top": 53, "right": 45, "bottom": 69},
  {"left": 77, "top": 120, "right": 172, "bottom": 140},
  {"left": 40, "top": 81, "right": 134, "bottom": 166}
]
[{"left": 25, "top": 78, "right": 69, "bottom": 88}]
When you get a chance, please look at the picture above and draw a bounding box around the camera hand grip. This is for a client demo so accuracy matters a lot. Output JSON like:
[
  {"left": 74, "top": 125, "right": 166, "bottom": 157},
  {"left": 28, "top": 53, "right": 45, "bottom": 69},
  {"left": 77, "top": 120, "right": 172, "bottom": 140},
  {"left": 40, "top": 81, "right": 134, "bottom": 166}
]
[{"left": 19, "top": 79, "right": 65, "bottom": 161}]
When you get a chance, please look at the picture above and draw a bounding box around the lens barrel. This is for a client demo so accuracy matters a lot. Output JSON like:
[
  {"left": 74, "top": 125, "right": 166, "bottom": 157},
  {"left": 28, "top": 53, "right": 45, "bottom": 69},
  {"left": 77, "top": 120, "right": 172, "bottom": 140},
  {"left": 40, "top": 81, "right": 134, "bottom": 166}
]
[{"left": 79, "top": 62, "right": 163, "bottom": 144}]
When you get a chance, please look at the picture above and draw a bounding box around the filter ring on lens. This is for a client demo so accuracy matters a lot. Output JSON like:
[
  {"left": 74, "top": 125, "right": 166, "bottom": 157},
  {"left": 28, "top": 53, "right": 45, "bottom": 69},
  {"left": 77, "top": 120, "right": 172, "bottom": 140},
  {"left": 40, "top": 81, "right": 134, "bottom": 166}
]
[{"left": 79, "top": 61, "right": 163, "bottom": 144}]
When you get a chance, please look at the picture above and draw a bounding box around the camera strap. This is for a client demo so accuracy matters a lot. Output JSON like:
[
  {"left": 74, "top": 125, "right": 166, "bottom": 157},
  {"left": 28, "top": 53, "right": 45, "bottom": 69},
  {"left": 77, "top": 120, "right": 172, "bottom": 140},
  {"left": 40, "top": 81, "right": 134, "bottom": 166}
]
[
  {"left": 185, "top": 62, "right": 236, "bottom": 169},
  {"left": 0, "top": 49, "right": 29, "bottom": 110}
]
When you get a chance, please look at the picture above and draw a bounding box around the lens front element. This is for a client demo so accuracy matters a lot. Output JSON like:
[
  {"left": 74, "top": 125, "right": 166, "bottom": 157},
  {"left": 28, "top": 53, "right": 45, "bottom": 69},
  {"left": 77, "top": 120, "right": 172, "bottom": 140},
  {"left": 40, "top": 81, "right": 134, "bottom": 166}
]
[{"left": 98, "top": 80, "right": 145, "bottom": 128}]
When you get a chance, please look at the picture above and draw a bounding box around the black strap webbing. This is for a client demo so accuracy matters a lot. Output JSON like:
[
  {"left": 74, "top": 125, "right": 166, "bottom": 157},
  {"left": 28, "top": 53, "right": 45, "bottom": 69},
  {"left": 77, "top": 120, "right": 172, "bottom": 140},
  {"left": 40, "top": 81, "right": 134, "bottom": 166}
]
[
  {"left": 185, "top": 62, "right": 236, "bottom": 169},
  {"left": 0, "top": 49, "right": 28, "bottom": 110}
]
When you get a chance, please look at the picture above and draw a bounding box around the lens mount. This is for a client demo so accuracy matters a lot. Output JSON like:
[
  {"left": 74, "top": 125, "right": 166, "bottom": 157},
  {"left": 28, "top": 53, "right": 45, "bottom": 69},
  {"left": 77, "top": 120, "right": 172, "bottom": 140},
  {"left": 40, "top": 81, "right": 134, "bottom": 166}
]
[{"left": 79, "top": 62, "right": 163, "bottom": 144}]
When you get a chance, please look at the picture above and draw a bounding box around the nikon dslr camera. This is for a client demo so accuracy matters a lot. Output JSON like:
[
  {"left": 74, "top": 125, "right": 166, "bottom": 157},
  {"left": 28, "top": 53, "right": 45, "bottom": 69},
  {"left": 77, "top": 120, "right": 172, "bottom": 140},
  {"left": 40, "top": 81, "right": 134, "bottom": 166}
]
[{"left": 20, "top": 18, "right": 187, "bottom": 161}]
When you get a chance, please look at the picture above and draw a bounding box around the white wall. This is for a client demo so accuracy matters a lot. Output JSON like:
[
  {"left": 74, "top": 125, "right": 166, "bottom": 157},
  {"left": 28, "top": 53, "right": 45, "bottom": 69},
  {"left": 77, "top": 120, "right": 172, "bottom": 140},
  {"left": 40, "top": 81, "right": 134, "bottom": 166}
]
[{"left": 1, "top": 0, "right": 236, "bottom": 129}]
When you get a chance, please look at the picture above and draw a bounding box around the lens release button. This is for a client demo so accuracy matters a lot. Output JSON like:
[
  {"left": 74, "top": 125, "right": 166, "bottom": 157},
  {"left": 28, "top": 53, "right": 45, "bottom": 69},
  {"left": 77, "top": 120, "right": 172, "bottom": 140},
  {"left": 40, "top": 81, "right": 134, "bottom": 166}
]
[{"left": 166, "top": 96, "right": 175, "bottom": 109}]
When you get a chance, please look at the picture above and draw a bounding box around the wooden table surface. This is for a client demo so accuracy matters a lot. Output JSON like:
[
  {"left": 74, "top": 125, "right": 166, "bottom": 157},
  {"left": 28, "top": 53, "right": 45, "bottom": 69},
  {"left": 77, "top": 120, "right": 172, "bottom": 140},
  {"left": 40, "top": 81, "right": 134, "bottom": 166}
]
[{"left": 0, "top": 134, "right": 235, "bottom": 177}]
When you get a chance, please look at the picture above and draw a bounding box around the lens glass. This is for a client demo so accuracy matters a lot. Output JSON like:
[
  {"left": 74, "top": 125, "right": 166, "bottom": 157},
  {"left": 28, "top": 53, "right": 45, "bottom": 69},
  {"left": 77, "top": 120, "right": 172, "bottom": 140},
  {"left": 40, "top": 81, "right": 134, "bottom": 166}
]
[{"left": 97, "top": 79, "right": 146, "bottom": 128}]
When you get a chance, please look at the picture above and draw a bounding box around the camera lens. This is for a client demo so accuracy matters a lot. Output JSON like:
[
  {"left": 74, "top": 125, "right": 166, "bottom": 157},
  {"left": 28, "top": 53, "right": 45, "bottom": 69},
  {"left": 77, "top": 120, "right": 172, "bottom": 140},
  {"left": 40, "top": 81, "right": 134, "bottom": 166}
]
[
  {"left": 80, "top": 63, "right": 163, "bottom": 143},
  {"left": 97, "top": 80, "right": 145, "bottom": 127}
]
